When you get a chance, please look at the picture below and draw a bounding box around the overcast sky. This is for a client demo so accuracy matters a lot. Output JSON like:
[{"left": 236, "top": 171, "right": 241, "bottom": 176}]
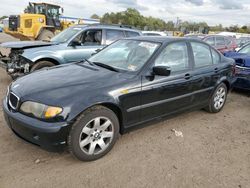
[{"left": 0, "top": 0, "right": 249, "bottom": 26}]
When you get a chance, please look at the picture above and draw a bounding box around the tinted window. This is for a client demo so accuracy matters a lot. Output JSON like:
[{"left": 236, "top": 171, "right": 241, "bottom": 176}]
[
  {"left": 204, "top": 37, "right": 215, "bottom": 46},
  {"left": 216, "top": 37, "right": 225, "bottom": 46},
  {"left": 125, "top": 31, "right": 140, "bottom": 37},
  {"left": 191, "top": 42, "right": 213, "bottom": 68},
  {"left": 211, "top": 49, "right": 220, "bottom": 64},
  {"left": 106, "top": 29, "right": 125, "bottom": 45},
  {"left": 155, "top": 42, "right": 189, "bottom": 72}
]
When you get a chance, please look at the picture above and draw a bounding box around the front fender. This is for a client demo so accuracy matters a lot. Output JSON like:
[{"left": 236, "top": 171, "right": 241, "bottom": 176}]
[
  {"left": 67, "top": 94, "right": 121, "bottom": 123},
  {"left": 22, "top": 50, "right": 66, "bottom": 64}
]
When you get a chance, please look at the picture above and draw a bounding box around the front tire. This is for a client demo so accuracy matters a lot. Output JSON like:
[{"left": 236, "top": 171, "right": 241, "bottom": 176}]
[
  {"left": 68, "top": 106, "right": 120, "bottom": 161},
  {"left": 205, "top": 83, "right": 228, "bottom": 113}
]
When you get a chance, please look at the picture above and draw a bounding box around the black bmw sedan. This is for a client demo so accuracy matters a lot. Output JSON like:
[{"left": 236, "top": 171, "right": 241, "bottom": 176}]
[{"left": 3, "top": 37, "right": 235, "bottom": 161}]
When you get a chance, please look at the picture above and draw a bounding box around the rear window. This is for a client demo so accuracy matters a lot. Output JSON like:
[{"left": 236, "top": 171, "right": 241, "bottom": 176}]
[
  {"left": 125, "top": 31, "right": 140, "bottom": 37},
  {"left": 211, "top": 49, "right": 220, "bottom": 64},
  {"left": 216, "top": 37, "right": 225, "bottom": 46},
  {"left": 106, "top": 29, "right": 125, "bottom": 45},
  {"left": 204, "top": 37, "right": 215, "bottom": 46},
  {"left": 191, "top": 42, "right": 213, "bottom": 68},
  {"left": 225, "top": 37, "right": 232, "bottom": 45}
]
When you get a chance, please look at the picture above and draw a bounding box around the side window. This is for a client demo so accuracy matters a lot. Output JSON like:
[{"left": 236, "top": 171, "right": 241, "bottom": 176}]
[
  {"left": 82, "top": 30, "right": 102, "bottom": 46},
  {"left": 225, "top": 37, "right": 232, "bottom": 45},
  {"left": 211, "top": 48, "right": 220, "bottom": 64},
  {"left": 216, "top": 37, "right": 225, "bottom": 46},
  {"left": 75, "top": 29, "right": 102, "bottom": 46},
  {"left": 155, "top": 42, "right": 189, "bottom": 72},
  {"left": 191, "top": 42, "right": 213, "bottom": 68},
  {"left": 106, "top": 29, "right": 125, "bottom": 45},
  {"left": 125, "top": 31, "right": 140, "bottom": 37},
  {"left": 204, "top": 37, "right": 215, "bottom": 46}
]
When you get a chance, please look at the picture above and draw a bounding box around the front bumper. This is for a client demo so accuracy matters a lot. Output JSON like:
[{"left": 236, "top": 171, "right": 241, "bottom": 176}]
[{"left": 2, "top": 98, "right": 71, "bottom": 152}]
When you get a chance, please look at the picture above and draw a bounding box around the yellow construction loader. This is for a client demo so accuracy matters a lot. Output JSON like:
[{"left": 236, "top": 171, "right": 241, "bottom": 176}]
[{"left": 4, "top": 2, "right": 73, "bottom": 41}]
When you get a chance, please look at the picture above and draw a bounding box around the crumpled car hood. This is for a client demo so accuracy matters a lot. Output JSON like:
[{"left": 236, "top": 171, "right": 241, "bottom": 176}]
[
  {"left": 224, "top": 51, "right": 250, "bottom": 67},
  {"left": 0, "top": 41, "right": 55, "bottom": 49}
]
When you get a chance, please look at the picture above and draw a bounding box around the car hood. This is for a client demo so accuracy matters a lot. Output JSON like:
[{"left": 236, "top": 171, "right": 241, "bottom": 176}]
[
  {"left": 224, "top": 51, "right": 250, "bottom": 67},
  {"left": 11, "top": 63, "right": 131, "bottom": 103},
  {"left": 0, "top": 41, "right": 55, "bottom": 49}
]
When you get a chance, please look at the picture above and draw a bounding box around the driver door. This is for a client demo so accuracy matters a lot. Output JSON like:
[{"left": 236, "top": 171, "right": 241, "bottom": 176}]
[
  {"left": 140, "top": 41, "right": 194, "bottom": 121},
  {"left": 63, "top": 29, "right": 105, "bottom": 63}
]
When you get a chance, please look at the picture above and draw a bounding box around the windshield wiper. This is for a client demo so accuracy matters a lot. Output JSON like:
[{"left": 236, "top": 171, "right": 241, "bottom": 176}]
[
  {"left": 76, "top": 59, "right": 95, "bottom": 66},
  {"left": 93, "top": 62, "right": 120, "bottom": 72}
]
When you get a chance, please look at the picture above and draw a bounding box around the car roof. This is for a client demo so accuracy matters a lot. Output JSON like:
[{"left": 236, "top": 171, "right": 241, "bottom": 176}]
[
  {"left": 71, "top": 24, "right": 141, "bottom": 32},
  {"left": 126, "top": 36, "right": 197, "bottom": 43}
]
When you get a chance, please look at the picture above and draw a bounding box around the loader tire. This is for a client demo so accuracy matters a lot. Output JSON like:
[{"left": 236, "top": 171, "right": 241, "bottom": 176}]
[{"left": 37, "top": 30, "right": 55, "bottom": 41}]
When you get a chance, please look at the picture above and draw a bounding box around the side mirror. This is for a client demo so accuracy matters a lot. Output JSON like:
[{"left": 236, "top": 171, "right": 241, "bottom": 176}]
[
  {"left": 152, "top": 66, "right": 171, "bottom": 76},
  {"left": 70, "top": 40, "right": 81, "bottom": 47},
  {"left": 91, "top": 48, "right": 102, "bottom": 56}
]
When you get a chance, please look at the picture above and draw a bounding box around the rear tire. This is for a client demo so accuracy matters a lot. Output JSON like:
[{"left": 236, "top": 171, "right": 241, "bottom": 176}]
[
  {"left": 37, "top": 29, "right": 55, "bottom": 41},
  {"left": 30, "top": 61, "right": 55, "bottom": 72},
  {"left": 205, "top": 83, "right": 228, "bottom": 113},
  {"left": 68, "top": 106, "right": 120, "bottom": 161}
]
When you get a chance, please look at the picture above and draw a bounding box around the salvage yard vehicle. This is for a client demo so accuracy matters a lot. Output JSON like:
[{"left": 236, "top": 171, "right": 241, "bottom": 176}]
[
  {"left": 224, "top": 43, "right": 250, "bottom": 90},
  {"left": 4, "top": 2, "right": 64, "bottom": 41},
  {"left": 202, "top": 35, "right": 238, "bottom": 53},
  {"left": 0, "top": 24, "right": 141, "bottom": 79},
  {"left": 3, "top": 37, "right": 235, "bottom": 161}
]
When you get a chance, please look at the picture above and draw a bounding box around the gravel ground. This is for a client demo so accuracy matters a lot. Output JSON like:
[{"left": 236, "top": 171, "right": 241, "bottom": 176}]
[{"left": 0, "top": 33, "right": 249, "bottom": 188}]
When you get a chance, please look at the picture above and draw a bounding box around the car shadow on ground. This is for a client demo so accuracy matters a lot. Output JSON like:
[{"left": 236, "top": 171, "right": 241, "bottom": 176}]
[{"left": 232, "top": 88, "right": 250, "bottom": 97}]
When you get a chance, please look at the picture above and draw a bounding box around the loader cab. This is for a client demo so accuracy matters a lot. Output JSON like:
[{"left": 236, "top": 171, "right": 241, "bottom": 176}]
[{"left": 25, "top": 2, "right": 62, "bottom": 29}]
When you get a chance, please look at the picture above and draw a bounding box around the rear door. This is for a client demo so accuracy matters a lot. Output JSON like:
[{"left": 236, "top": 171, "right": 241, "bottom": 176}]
[
  {"left": 189, "top": 41, "right": 218, "bottom": 105},
  {"left": 140, "top": 41, "right": 194, "bottom": 121}
]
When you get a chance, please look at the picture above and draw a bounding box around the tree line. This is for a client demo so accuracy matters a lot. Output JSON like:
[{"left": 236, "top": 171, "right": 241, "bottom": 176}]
[{"left": 91, "top": 8, "right": 250, "bottom": 34}]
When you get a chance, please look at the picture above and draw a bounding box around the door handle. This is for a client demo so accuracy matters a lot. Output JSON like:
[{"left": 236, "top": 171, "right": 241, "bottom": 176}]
[
  {"left": 184, "top": 73, "right": 192, "bottom": 80},
  {"left": 214, "top": 67, "right": 218, "bottom": 73}
]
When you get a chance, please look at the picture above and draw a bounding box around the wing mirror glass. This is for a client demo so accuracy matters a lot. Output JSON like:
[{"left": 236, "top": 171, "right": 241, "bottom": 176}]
[
  {"left": 70, "top": 40, "right": 81, "bottom": 47},
  {"left": 152, "top": 66, "right": 171, "bottom": 76}
]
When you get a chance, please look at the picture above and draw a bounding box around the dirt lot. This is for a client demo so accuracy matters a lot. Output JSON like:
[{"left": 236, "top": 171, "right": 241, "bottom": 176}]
[{"left": 0, "top": 33, "right": 250, "bottom": 188}]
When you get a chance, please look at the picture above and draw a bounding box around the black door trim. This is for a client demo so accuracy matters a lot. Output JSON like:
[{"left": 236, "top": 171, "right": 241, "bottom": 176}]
[{"left": 127, "top": 86, "right": 214, "bottom": 112}]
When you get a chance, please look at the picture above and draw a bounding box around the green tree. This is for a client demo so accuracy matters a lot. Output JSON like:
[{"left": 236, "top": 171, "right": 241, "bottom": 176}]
[{"left": 90, "top": 14, "right": 100, "bottom": 19}]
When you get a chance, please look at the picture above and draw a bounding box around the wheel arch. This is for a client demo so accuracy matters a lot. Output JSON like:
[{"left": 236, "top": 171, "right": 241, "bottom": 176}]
[
  {"left": 216, "top": 76, "right": 231, "bottom": 92},
  {"left": 72, "top": 102, "right": 124, "bottom": 134},
  {"left": 34, "top": 58, "right": 60, "bottom": 66}
]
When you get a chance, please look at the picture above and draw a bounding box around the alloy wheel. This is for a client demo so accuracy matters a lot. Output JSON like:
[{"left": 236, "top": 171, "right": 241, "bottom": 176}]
[
  {"left": 213, "top": 87, "right": 226, "bottom": 110},
  {"left": 79, "top": 117, "right": 114, "bottom": 155}
]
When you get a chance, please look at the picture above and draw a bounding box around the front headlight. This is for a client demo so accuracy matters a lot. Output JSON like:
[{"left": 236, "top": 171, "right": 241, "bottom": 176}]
[{"left": 20, "top": 101, "right": 63, "bottom": 119}]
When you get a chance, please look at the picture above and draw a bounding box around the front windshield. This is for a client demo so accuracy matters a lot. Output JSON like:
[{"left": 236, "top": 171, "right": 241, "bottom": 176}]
[
  {"left": 89, "top": 40, "right": 160, "bottom": 72},
  {"left": 51, "top": 27, "right": 82, "bottom": 43}
]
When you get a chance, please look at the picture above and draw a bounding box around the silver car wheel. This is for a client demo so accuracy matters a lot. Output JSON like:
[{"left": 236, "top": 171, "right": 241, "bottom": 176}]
[
  {"left": 79, "top": 117, "right": 114, "bottom": 155},
  {"left": 213, "top": 87, "right": 226, "bottom": 110}
]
